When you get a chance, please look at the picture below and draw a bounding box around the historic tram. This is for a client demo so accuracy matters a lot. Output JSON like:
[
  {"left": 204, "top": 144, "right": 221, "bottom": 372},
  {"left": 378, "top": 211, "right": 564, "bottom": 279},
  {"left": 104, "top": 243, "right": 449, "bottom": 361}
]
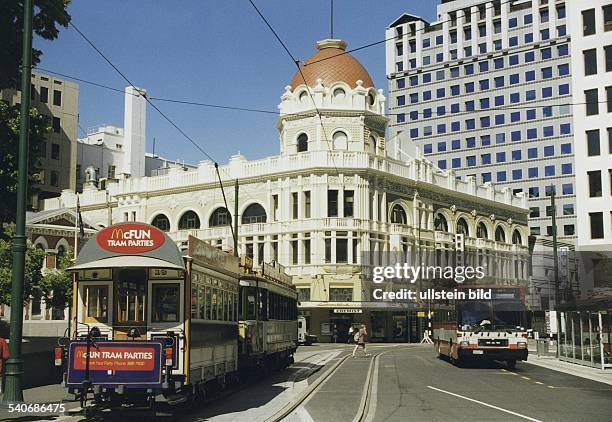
[{"left": 56, "top": 223, "right": 297, "bottom": 408}]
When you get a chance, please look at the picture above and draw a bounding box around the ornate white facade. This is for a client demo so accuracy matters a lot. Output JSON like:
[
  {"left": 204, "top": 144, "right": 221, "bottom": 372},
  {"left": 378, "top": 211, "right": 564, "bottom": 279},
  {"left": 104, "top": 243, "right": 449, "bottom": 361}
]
[{"left": 44, "top": 39, "right": 529, "bottom": 341}]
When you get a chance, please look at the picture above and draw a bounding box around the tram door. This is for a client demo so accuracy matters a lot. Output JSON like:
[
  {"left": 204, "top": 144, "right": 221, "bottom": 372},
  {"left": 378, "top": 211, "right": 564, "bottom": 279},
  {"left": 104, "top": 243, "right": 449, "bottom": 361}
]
[{"left": 113, "top": 268, "right": 148, "bottom": 339}]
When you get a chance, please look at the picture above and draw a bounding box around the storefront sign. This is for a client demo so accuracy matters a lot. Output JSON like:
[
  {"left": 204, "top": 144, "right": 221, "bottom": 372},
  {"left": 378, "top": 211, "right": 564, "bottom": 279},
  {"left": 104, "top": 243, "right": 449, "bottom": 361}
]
[
  {"left": 333, "top": 309, "right": 363, "bottom": 314},
  {"left": 67, "top": 340, "right": 164, "bottom": 388},
  {"left": 96, "top": 223, "right": 165, "bottom": 254}
]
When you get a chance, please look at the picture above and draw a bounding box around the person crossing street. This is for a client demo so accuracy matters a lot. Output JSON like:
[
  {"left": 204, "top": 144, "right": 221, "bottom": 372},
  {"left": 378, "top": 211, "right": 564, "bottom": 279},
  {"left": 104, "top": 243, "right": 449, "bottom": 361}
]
[{"left": 352, "top": 323, "right": 371, "bottom": 358}]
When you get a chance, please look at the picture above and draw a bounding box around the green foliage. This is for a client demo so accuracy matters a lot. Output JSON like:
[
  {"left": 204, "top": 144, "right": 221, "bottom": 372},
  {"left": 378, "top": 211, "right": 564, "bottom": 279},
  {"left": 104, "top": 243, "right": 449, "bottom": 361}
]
[
  {"left": 0, "top": 232, "right": 45, "bottom": 306},
  {"left": 0, "top": 0, "right": 71, "bottom": 91},
  {"left": 0, "top": 101, "right": 48, "bottom": 235},
  {"left": 40, "top": 248, "right": 73, "bottom": 311}
]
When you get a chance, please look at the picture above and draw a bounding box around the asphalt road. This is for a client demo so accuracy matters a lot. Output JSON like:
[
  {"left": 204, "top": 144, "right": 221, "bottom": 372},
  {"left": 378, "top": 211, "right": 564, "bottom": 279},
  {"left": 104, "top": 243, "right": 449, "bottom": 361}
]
[
  {"left": 7, "top": 344, "right": 612, "bottom": 421},
  {"left": 299, "top": 344, "right": 612, "bottom": 422}
]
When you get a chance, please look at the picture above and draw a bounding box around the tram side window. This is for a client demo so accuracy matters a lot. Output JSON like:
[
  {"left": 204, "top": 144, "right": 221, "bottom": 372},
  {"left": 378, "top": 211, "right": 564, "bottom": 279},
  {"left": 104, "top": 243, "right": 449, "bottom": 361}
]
[
  {"left": 198, "top": 285, "right": 206, "bottom": 319},
  {"left": 259, "top": 289, "right": 268, "bottom": 320},
  {"left": 246, "top": 287, "right": 257, "bottom": 320},
  {"left": 206, "top": 287, "right": 212, "bottom": 319},
  {"left": 191, "top": 286, "right": 198, "bottom": 319},
  {"left": 83, "top": 285, "right": 108, "bottom": 323},
  {"left": 152, "top": 284, "right": 179, "bottom": 323}
]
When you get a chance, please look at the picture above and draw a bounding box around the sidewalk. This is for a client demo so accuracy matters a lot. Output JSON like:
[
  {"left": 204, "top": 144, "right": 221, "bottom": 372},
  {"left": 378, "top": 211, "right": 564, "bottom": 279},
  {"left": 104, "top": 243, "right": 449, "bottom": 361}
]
[{"left": 525, "top": 341, "right": 612, "bottom": 386}]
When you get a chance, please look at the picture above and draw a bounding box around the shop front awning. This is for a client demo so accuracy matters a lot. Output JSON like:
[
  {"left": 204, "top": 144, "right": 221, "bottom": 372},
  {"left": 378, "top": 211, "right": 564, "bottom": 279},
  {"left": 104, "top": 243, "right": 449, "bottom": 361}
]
[
  {"left": 68, "top": 255, "right": 184, "bottom": 271},
  {"left": 299, "top": 301, "right": 413, "bottom": 310}
]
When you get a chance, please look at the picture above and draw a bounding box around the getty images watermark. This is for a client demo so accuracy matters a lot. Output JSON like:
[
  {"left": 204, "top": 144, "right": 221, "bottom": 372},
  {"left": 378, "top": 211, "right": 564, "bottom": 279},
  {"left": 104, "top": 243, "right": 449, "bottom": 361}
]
[{"left": 362, "top": 250, "right": 497, "bottom": 302}]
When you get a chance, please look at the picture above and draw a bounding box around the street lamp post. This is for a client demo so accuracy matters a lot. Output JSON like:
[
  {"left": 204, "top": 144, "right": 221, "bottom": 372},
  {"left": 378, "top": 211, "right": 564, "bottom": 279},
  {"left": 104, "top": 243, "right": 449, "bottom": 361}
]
[{"left": 3, "top": 0, "right": 33, "bottom": 403}]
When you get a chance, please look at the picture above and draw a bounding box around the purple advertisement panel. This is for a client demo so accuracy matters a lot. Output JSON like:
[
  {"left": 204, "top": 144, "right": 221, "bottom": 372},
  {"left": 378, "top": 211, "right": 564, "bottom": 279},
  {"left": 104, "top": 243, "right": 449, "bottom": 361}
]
[{"left": 67, "top": 340, "right": 164, "bottom": 388}]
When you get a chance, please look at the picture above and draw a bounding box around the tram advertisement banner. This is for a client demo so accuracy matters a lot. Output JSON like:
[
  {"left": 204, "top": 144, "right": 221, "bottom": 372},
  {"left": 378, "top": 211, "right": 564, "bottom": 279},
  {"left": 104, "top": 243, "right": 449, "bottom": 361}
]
[{"left": 67, "top": 340, "right": 164, "bottom": 388}]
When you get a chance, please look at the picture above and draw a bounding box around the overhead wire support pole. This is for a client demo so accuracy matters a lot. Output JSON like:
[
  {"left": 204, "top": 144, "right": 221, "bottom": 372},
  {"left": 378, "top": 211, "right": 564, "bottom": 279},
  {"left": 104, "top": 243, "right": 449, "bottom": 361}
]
[
  {"left": 214, "top": 163, "right": 235, "bottom": 251},
  {"left": 234, "top": 180, "right": 239, "bottom": 258},
  {"left": 4, "top": 0, "right": 33, "bottom": 403}
]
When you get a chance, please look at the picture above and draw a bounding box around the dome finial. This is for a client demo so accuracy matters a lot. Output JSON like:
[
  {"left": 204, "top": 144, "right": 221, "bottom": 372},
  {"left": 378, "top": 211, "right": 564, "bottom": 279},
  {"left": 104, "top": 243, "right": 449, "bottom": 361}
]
[{"left": 316, "top": 39, "right": 347, "bottom": 51}]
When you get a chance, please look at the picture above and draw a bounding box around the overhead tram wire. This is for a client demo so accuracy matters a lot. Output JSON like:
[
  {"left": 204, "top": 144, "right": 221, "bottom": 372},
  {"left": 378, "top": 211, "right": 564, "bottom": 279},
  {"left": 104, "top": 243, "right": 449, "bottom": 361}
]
[
  {"left": 66, "top": 21, "right": 242, "bottom": 218},
  {"left": 302, "top": 0, "right": 517, "bottom": 67},
  {"left": 35, "top": 67, "right": 607, "bottom": 119},
  {"left": 246, "top": 0, "right": 342, "bottom": 178}
]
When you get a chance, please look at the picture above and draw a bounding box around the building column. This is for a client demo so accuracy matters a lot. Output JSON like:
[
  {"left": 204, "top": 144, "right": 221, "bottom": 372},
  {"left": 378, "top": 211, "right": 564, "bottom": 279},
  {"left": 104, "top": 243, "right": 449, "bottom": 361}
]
[
  {"left": 501, "top": 0, "right": 510, "bottom": 49},
  {"left": 485, "top": 1, "right": 494, "bottom": 52},
  {"left": 471, "top": 6, "right": 479, "bottom": 55},
  {"left": 457, "top": 9, "right": 465, "bottom": 59}
]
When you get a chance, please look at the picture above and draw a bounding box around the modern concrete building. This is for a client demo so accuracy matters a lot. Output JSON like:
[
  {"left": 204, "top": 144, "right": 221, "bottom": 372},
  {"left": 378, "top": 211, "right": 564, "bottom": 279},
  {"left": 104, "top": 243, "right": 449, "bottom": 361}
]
[
  {"left": 76, "top": 86, "right": 192, "bottom": 192},
  {"left": 44, "top": 39, "right": 530, "bottom": 342},
  {"left": 567, "top": 1, "right": 612, "bottom": 251},
  {"left": 1, "top": 70, "right": 79, "bottom": 209},
  {"left": 385, "top": 0, "right": 576, "bottom": 243}
]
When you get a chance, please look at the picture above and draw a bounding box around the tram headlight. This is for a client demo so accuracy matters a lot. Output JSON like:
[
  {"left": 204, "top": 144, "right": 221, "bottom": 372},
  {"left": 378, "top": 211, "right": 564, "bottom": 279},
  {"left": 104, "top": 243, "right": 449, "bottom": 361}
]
[{"left": 517, "top": 341, "right": 527, "bottom": 349}]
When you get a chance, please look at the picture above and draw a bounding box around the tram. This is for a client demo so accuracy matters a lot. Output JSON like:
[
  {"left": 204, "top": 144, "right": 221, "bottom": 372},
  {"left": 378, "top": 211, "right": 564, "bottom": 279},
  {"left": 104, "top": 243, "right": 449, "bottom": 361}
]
[
  {"left": 55, "top": 223, "right": 297, "bottom": 408},
  {"left": 432, "top": 286, "right": 529, "bottom": 367}
]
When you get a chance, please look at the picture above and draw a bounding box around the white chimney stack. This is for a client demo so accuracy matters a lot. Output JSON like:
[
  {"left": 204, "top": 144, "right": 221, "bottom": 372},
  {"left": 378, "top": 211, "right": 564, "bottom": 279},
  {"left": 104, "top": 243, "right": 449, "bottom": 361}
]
[{"left": 123, "top": 86, "right": 147, "bottom": 177}]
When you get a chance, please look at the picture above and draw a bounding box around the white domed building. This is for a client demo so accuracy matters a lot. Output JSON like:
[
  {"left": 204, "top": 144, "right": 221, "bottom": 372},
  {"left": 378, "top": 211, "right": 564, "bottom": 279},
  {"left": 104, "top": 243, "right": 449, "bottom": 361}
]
[{"left": 45, "top": 39, "right": 529, "bottom": 342}]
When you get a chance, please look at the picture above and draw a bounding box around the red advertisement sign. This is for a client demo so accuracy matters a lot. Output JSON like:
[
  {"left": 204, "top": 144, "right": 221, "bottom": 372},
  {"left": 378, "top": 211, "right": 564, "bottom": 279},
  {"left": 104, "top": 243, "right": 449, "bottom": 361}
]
[
  {"left": 96, "top": 223, "right": 165, "bottom": 254},
  {"left": 71, "top": 345, "right": 156, "bottom": 371}
]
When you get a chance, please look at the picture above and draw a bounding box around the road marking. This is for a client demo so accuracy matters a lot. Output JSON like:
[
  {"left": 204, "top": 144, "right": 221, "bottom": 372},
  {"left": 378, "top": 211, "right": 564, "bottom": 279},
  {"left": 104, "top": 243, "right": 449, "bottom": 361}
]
[
  {"left": 534, "top": 381, "right": 543, "bottom": 385},
  {"left": 521, "top": 376, "right": 531, "bottom": 380},
  {"left": 501, "top": 368, "right": 507, "bottom": 372},
  {"left": 547, "top": 385, "right": 555, "bottom": 389},
  {"left": 427, "top": 386, "right": 543, "bottom": 422}
]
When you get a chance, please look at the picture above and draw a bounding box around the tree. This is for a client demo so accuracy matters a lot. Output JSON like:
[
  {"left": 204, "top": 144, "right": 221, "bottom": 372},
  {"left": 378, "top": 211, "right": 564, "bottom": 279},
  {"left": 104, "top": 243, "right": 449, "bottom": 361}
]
[
  {"left": 40, "top": 247, "right": 72, "bottom": 313},
  {"left": 0, "top": 231, "right": 45, "bottom": 306},
  {"left": 0, "top": 0, "right": 71, "bottom": 91},
  {"left": 0, "top": 101, "right": 49, "bottom": 236}
]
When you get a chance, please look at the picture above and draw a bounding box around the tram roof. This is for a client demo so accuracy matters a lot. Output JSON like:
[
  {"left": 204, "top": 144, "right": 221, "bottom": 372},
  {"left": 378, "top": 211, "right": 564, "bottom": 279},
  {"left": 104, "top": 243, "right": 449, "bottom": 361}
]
[{"left": 69, "top": 222, "right": 184, "bottom": 271}]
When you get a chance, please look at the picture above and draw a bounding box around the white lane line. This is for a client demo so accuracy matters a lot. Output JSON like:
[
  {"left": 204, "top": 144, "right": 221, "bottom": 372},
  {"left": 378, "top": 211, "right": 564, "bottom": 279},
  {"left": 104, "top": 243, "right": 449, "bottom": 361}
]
[{"left": 427, "top": 386, "right": 542, "bottom": 422}]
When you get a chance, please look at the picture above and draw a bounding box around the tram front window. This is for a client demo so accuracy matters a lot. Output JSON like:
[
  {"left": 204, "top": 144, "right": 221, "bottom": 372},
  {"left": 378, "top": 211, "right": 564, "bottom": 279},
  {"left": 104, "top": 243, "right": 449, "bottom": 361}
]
[
  {"left": 84, "top": 285, "right": 108, "bottom": 323},
  {"left": 116, "top": 269, "right": 147, "bottom": 323},
  {"left": 152, "top": 283, "right": 179, "bottom": 322}
]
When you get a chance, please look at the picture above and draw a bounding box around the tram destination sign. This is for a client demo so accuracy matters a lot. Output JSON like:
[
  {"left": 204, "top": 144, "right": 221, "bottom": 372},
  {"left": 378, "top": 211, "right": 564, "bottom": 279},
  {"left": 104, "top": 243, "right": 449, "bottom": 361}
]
[
  {"left": 66, "top": 340, "right": 164, "bottom": 388},
  {"left": 96, "top": 223, "right": 166, "bottom": 254}
]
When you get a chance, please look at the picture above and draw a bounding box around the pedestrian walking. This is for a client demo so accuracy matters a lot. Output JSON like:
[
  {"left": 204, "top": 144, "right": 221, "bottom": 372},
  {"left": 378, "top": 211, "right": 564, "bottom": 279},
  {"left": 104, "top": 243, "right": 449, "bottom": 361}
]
[
  {"left": 352, "top": 324, "right": 371, "bottom": 358},
  {"left": 0, "top": 321, "right": 10, "bottom": 395},
  {"left": 348, "top": 325, "right": 354, "bottom": 344}
]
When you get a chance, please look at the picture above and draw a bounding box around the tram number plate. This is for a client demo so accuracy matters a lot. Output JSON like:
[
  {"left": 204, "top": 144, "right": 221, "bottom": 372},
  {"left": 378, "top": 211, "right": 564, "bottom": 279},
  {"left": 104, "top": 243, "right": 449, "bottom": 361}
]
[{"left": 472, "top": 350, "right": 484, "bottom": 355}]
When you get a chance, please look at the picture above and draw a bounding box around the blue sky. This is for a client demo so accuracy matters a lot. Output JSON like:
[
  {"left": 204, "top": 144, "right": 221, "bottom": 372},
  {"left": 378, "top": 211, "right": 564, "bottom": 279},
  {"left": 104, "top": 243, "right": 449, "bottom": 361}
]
[{"left": 36, "top": 0, "right": 438, "bottom": 164}]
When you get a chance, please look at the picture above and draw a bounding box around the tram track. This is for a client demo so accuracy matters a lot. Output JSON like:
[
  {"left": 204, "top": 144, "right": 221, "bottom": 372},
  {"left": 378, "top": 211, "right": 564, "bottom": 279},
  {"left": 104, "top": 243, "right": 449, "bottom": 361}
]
[{"left": 268, "top": 345, "right": 408, "bottom": 422}]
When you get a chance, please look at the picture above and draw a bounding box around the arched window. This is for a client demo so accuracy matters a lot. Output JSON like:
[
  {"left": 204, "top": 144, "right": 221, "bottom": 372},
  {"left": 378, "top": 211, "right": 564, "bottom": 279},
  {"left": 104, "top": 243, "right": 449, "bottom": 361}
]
[
  {"left": 151, "top": 214, "right": 170, "bottom": 232},
  {"left": 178, "top": 210, "right": 200, "bottom": 230},
  {"left": 333, "top": 87, "right": 346, "bottom": 99},
  {"left": 297, "top": 133, "right": 308, "bottom": 152},
  {"left": 390, "top": 204, "right": 407, "bottom": 224},
  {"left": 434, "top": 214, "right": 448, "bottom": 231},
  {"left": 242, "top": 203, "right": 267, "bottom": 224},
  {"left": 512, "top": 229, "right": 522, "bottom": 245},
  {"left": 367, "top": 92, "right": 376, "bottom": 106},
  {"left": 57, "top": 245, "right": 66, "bottom": 258},
  {"left": 370, "top": 135, "right": 377, "bottom": 152},
  {"left": 495, "top": 226, "right": 506, "bottom": 242},
  {"left": 35, "top": 243, "right": 45, "bottom": 250},
  {"left": 299, "top": 91, "right": 309, "bottom": 103},
  {"left": 456, "top": 218, "right": 470, "bottom": 236},
  {"left": 209, "top": 207, "right": 231, "bottom": 227},
  {"left": 332, "top": 130, "right": 348, "bottom": 150},
  {"left": 476, "top": 222, "right": 489, "bottom": 239}
]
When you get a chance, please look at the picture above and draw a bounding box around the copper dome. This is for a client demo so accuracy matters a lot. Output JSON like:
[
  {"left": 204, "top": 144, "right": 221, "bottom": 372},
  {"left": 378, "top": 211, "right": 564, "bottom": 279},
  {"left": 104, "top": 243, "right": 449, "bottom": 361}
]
[{"left": 289, "top": 39, "right": 374, "bottom": 90}]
